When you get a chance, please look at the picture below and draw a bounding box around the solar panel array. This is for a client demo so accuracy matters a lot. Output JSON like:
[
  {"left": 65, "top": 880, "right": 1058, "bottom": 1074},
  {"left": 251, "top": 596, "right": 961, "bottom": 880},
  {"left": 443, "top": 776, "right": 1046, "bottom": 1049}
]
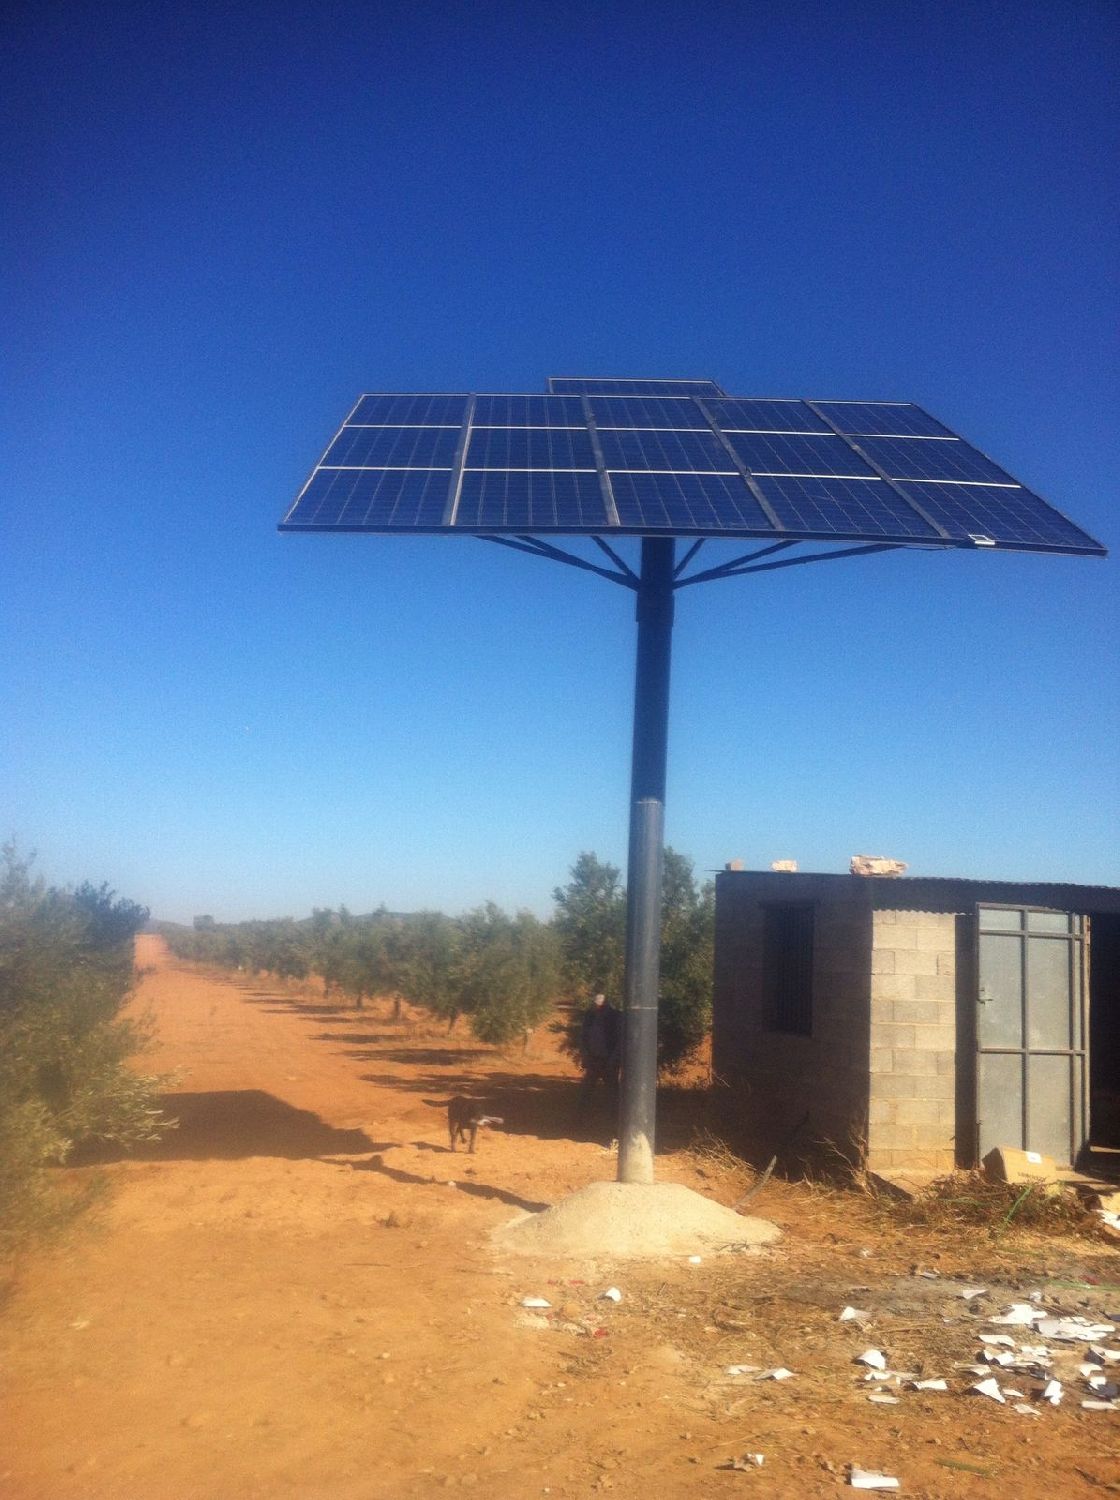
[{"left": 281, "top": 382, "right": 1104, "bottom": 555}]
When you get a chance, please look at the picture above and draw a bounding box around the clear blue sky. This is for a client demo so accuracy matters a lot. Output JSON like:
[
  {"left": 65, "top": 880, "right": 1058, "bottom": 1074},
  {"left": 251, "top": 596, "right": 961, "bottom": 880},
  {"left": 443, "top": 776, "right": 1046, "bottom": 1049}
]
[{"left": 3, "top": 0, "right": 1117, "bottom": 923}]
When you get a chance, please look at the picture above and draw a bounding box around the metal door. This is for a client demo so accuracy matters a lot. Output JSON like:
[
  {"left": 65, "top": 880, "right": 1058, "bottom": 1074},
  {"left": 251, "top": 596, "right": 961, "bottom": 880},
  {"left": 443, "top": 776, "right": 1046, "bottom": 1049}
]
[{"left": 976, "top": 905, "right": 1087, "bottom": 1164}]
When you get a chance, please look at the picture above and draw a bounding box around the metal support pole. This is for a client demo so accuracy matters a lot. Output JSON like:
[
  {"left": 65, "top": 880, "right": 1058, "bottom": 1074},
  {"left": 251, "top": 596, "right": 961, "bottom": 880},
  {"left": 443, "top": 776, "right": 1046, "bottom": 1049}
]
[{"left": 618, "top": 537, "right": 675, "bottom": 1184}]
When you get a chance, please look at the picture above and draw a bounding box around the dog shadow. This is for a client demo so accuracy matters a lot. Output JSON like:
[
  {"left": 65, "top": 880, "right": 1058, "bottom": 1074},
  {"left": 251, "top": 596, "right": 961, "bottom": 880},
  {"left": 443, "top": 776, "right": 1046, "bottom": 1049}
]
[{"left": 350, "top": 1154, "right": 548, "bottom": 1213}]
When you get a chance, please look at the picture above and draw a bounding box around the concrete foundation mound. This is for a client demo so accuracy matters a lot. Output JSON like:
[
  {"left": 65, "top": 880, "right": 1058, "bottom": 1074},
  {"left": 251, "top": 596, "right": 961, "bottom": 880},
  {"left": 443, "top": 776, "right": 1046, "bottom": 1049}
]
[{"left": 492, "top": 1180, "right": 781, "bottom": 1259}]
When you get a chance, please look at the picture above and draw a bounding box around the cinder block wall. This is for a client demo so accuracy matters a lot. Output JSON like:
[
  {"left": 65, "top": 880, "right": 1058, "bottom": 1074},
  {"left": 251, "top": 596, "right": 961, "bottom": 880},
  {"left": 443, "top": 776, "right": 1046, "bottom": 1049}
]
[
  {"left": 713, "top": 874, "right": 873, "bottom": 1166},
  {"left": 867, "top": 910, "right": 957, "bottom": 1171}
]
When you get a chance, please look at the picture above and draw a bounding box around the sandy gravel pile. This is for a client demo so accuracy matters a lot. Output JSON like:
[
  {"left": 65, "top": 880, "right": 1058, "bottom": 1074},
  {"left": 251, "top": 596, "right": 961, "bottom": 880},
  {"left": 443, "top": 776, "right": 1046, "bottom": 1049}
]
[{"left": 492, "top": 1180, "right": 781, "bottom": 1259}]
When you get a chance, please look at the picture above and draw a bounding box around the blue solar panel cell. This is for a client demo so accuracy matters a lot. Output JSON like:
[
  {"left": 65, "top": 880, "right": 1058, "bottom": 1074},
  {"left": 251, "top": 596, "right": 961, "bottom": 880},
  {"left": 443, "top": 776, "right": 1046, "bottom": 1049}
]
[
  {"left": 472, "top": 394, "right": 585, "bottom": 426},
  {"left": 465, "top": 426, "right": 596, "bottom": 469},
  {"left": 893, "top": 482, "right": 1102, "bottom": 550},
  {"left": 589, "top": 396, "right": 708, "bottom": 429},
  {"left": 549, "top": 378, "right": 724, "bottom": 397},
  {"left": 813, "top": 401, "right": 953, "bottom": 437},
  {"left": 725, "top": 432, "right": 877, "bottom": 477},
  {"left": 705, "top": 398, "right": 830, "bottom": 433},
  {"left": 286, "top": 468, "right": 451, "bottom": 528},
  {"left": 349, "top": 393, "right": 469, "bottom": 426},
  {"left": 324, "top": 425, "right": 460, "bottom": 468},
  {"left": 455, "top": 469, "right": 608, "bottom": 529},
  {"left": 610, "top": 472, "right": 771, "bottom": 531},
  {"left": 753, "top": 475, "right": 940, "bottom": 540},
  {"left": 857, "top": 436, "right": 1016, "bottom": 484},
  {"left": 599, "top": 428, "right": 734, "bottom": 472}
]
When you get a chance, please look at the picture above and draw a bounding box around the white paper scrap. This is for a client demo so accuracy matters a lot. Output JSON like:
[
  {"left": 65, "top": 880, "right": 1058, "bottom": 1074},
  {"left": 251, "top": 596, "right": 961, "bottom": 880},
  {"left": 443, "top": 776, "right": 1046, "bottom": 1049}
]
[
  {"left": 1082, "top": 1399, "right": 1120, "bottom": 1411},
  {"left": 840, "top": 1306, "right": 868, "bottom": 1322},
  {"left": 724, "top": 1364, "right": 761, "bottom": 1376},
  {"left": 1013, "top": 1402, "right": 1040, "bottom": 1417},
  {"left": 991, "top": 1303, "right": 1044, "bottom": 1326},
  {"left": 599, "top": 1287, "right": 622, "bottom": 1303},
  {"left": 856, "top": 1349, "right": 887, "bottom": 1370},
  {"left": 979, "top": 1334, "right": 1016, "bottom": 1346},
  {"left": 911, "top": 1378, "right": 948, "bottom": 1391},
  {"left": 867, "top": 1393, "right": 900, "bottom": 1404},
  {"left": 970, "top": 1377, "right": 1006, "bottom": 1403},
  {"left": 1037, "top": 1318, "right": 1115, "bottom": 1341},
  {"left": 520, "top": 1297, "right": 551, "bottom": 1309},
  {"left": 1042, "top": 1379, "right": 1062, "bottom": 1405},
  {"left": 850, "top": 1470, "right": 900, "bottom": 1491},
  {"left": 960, "top": 1287, "right": 987, "bottom": 1299},
  {"left": 982, "top": 1351, "right": 1015, "bottom": 1367},
  {"left": 757, "top": 1367, "right": 794, "bottom": 1381}
]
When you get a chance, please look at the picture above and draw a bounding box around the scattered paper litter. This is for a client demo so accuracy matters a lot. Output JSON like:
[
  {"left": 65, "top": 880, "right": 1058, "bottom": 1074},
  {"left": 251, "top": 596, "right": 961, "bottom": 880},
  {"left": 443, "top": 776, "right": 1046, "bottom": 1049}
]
[
  {"left": 911, "top": 1378, "right": 948, "bottom": 1391},
  {"left": 1036, "top": 1317, "right": 1115, "bottom": 1341},
  {"left": 982, "top": 1350, "right": 1015, "bottom": 1367},
  {"left": 839, "top": 1306, "right": 868, "bottom": 1323},
  {"left": 856, "top": 1349, "right": 887, "bottom": 1370},
  {"left": 756, "top": 1367, "right": 794, "bottom": 1381},
  {"left": 867, "top": 1393, "right": 900, "bottom": 1405},
  {"left": 1042, "top": 1379, "right": 1063, "bottom": 1405},
  {"left": 979, "top": 1334, "right": 1015, "bottom": 1347},
  {"left": 1002, "top": 1387, "right": 1025, "bottom": 1399},
  {"left": 960, "top": 1287, "right": 987, "bottom": 1300},
  {"left": 728, "top": 1453, "right": 765, "bottom": 1470},
  {"left": 725, "top": 1364, "right": 761, "bottom": 1377},
  {"left": 850, "top": 1469, "right": 900, "bottom": 1491},
  {"left": 990, "top": 1303, "right": 1044, "bottom": 1326},
  {"left": 915, "top": 1269, "right": 940, "bottom": 1279},
  {"left": 1014, "top": 1402, "right": 1040, "bottom": 1417},
  {"left": 1091, "top": 1345, "right": 1120, "bottom": 1364},
  {"left": 1082, "top": 1399, "right": 1120, "bottom": 1411},
  {"left": 687, "top": 1255, "right": 702, "bottom": 1265},
  {"left": 520, "top": 1297, "right": 551, "bottom": 1309},
  {"left": 970, "top": 1377, "right": 1006, "bottom": 1403},
  {"left": 599, "top": 1287, "right": 622, "bottom": 1303}
]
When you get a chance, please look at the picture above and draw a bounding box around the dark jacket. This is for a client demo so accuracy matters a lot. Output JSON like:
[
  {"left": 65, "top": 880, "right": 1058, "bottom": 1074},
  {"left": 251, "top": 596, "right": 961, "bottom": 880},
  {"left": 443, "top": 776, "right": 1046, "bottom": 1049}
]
[{"left": 580, "top": 1001, "right": 622, "bottom": 1067}]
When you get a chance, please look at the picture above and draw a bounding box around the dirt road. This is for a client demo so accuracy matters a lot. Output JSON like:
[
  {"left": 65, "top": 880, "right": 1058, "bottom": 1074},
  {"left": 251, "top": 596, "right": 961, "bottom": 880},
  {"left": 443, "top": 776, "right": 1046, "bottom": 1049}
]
[{"left": 3, "top": 936, "right": 1118, "bottom": 1498}]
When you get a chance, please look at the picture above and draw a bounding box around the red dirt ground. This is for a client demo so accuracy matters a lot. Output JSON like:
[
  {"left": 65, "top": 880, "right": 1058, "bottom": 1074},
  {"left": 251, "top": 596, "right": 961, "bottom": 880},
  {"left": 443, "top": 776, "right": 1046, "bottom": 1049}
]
[{"left": 2, "top": 935, "right": 1118, "bottom": 1499}]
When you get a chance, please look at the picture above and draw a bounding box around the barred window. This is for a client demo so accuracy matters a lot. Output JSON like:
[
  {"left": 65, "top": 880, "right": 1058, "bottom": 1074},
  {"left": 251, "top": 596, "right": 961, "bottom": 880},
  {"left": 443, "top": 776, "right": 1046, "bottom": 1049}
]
[{"left": 762, "top": 904, "right": 814, "bottom": 1035}]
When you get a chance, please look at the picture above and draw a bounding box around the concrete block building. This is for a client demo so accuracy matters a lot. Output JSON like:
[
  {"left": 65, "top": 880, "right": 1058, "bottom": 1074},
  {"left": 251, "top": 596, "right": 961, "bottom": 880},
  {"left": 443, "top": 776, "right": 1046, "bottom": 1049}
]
[{"left": 712, "top": 870, "right": 1120, "bottom": 1174}]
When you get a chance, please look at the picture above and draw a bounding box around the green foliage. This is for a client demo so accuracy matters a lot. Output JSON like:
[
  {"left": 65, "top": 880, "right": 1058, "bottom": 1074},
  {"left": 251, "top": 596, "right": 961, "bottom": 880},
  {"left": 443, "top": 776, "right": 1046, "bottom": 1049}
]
[
  {"left": 164, "top": 899, "right": 560, "bottom": 1047},
  {"left": 656, "top": 849, "right": 715, "bottom": 1071},
  {"left": 0, "top": 845, "right": 170, "bottom": 1253},
  {"left": 456, "top": 905, "right": 559, "bottom": 1045},
  {"left": 551, "top": 847, "right": 714, "bottom": 1073},
  {"left": 551, "top": 852, "right": 626, "bottom": 1000}
]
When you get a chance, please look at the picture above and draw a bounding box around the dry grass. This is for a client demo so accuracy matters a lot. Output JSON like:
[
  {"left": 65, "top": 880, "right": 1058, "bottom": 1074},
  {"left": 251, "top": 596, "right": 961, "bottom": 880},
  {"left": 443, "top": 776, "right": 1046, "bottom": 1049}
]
[{"left": 871, "top": 1170, "right": 1108, "bottom": 1239}]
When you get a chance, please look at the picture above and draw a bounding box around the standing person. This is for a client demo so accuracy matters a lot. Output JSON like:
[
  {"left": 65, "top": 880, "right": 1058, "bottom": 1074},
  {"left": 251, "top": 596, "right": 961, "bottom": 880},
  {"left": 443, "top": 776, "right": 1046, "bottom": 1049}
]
[{"left": 579, "top": 991, "right": 622, "bottom": 1110}]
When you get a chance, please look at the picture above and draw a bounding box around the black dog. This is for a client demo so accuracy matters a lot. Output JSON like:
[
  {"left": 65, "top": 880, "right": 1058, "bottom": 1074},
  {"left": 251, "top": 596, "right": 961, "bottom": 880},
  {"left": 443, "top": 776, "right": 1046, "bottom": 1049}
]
[{"left": 447, "top": 1096, "right": 503, "bottom": 1154}]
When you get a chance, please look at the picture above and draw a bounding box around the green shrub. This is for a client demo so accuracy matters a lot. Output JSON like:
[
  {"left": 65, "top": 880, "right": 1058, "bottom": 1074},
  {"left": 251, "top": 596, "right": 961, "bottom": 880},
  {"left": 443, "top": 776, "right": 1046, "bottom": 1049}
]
[{"left": 0, "top": 846, "right": 172, "bottom": 1254}]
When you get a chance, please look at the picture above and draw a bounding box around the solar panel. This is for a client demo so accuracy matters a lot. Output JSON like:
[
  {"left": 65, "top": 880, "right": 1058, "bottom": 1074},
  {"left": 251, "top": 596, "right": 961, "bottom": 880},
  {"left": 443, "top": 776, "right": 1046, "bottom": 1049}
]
[
  {"left": 855, "top": 435, "right": 1017, "bottom": 485},
  {"left": 588, "top": 395, "right": 710, "bottom": 429},
  {"left": 725, "top": 432, "right": 877, "bottom": 478},
  {"left": 704, "top": 398, "right": 830, "bottom": 433},
  {"left": 349, "top": 393, "right": 469, "bottom": 426},
  {"left": 812, "top": 401, "right": 953, "bottom": 438},
  {"left": 465, "top": 426, "right": 595, "bottom": 470},
  {"left": 281, "top": 384, "right": 1105, "bottom": 556},
  {"left": 472, "top": 394, "right": 585, "bottom": 426},
  {"left": 598, "top": 428, "right": 734, "bottom": 472},
  {"left": 610, "top": 472, "right": 771, "bottom": 531},
  {"left": 323, "top": 425, "right": 460, "bottom": 468},
  {"left": 455, "top": 470, "right": 608, "bottom": 530},
  {"left": 549, "top": 377, "right": 725, "bottom": 397}
]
